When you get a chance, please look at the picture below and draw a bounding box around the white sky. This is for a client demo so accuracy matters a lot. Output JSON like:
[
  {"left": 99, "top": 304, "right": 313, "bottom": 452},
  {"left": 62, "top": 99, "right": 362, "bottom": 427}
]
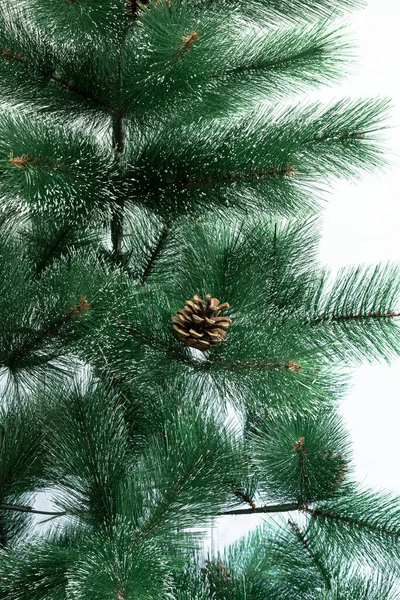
[{"left": 211, "top": 0, "right": 400, "bottom": 550}]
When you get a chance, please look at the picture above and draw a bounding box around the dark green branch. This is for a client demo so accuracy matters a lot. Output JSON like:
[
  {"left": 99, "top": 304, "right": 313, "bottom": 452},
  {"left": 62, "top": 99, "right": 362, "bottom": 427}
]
[
  {"left": 1, "top": 50, "right": 111, "bottom": 111},
  {"left": 212, "top": 358, "right": 301, "bottom": 372},
  {"left": 138, "top": 470, "right": 191, "bottom": 540},
  {"left": 226, "top": 45, "right": 328, "bottom": 78},
  {"left": 295, "top": 437, "right": 311, "bottom": 503},
  {"left": 5, "top": 298, "right": 89, "bottom": 370},
  {"left": 110, "top": 112, "right": 125, "bottom": 260},
  {"left": 0, "top": 513, "right": 7, "bottom": 550},
  {"left": 74, "top": 397, "right": 114, "bottom": 530},
  {"left": 140, "top": 228, "right": 168, "bottom": 285},
  {"left": 122, "top": 320, "right": 304, "bottom": 373},
  {"left": 167, "top": 164, "right": 296, "bottom": 190},
  {"left": 111, "top": 195, "right": 125, "bottom": 260},
  {"left": 0, "top": 503, "right": 66, "bottom": 517},
  {"left": 110, "top": 19, "right": 128, "bottom": 261},
  {"left": 268, "top": 222, "right": 278, "bottom": 305},
  {"left": 50, "top": 72, "right": 112, "bottom": 110},
  {"left": 122, "top": 322, "right": 195, "bottom": 365},
  {"left": 308, "top": 310, "right": 400, "bottom": 326},
  {"left": 231, "top": 488, "right": 256, "bottom": 511},
  {"left": 121, "top": 318, "right": 303, "bottom": 373},
  {"left": 32, "top": 228, "right": 71, "bottom": 278},
  {"left": 288, "top": 519, "right": 332, "bottom": 590},
  {"left": 219, "top": 502, "right": 302, "bottom": 516},
  {"left": 304, "top": 507, "right": 400, "bottom": 539}
]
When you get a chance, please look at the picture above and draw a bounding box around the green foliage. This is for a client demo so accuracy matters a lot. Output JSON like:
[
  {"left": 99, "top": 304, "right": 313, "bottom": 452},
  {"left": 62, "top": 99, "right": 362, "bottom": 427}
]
[
  {"left": 219, "top": 0, "right": 364, "bottom": 24},
  {"left": 82, "top": 215, "right": 400, "bottom": 418},
  {"left": 0, "top": 539, "right": 72, "bottom": 599},
  {"left": 122, "top": 98, "right": 389, "bottom": 219},
  {"left": 21, "top": 0, "right": 130, "bottom": 38},
  {"left": 0, "top": 395, "right": 45, "bottom": 497},
  {"left": 174, "top": 563, "right": 211, "bottom": 600},
  {"left": 0, "top": 234, "right": 124, "bottom": 388},
  {"left": 81, "top": 282, "right": 345, "bottom": 419},
  {"left": 218, "top": 522, "right": 331, "bottom": 599},
  {"left": 319, "top": 575, "right": 400, "bottom": 600},
  {"left": 248, "top": 409, "right": 351, "bottom": 504},
  {"left": 124, "top": 4, "right": 352, "bottom": 118},
  {"left": 0, "top": 55, "right": 108, "bottom": 125},
  {"left": 0, "top": 0, "right": 399, "bottom": 596},
  {"left": 66, "top": 522, "right": 173, "bottom": 600},
  {"left": 117, "top": 399, "right": 244, "bottom": 542},
  {"left": 195, "top": 519, "right": 400, "bottom": 600},
  {"left": 0, "top": 1, "right": 120, "bottom": 110},
  {"left": 42, "top": 379, "right": 131, "bottom": 526},
  {"left": 307, "top": 487, "right": 400, "bottom": 570},
  {"left": 0, "top": 112, "right": 113, "bottom": 220},
  {"left": 20, "top": 214, "right": 105, "bottom": 278},
  {"left": 0, "top": 393, "right": 45, "bottom": 548},
  {"left": 303, "top": 262, "right": 400, "bottom": 362}
]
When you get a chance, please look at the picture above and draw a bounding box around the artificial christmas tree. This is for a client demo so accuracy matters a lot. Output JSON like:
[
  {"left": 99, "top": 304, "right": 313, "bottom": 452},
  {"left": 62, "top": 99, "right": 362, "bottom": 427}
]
[{"left": 0, "top": 0, "right": 399, "bottom": 598}]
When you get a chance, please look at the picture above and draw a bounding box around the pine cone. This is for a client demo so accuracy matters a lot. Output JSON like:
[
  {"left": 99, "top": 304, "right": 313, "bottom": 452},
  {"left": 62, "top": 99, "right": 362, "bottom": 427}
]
[
  {"left": 172, "top": 294, "right": 231, "bottom": 351},
  {"left": 204, "top": 560, "right": 234, "bottom": 598}
]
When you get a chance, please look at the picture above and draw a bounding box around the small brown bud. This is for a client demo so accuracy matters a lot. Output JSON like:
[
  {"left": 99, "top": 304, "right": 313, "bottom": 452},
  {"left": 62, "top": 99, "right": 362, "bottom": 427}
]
[{"left": 295, "top": 437, "right": 305, "bottom": 451}]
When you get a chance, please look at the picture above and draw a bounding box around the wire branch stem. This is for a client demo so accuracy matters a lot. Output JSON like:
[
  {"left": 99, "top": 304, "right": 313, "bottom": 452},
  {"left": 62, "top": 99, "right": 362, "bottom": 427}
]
[
  {"left": 110, "top": 20, "right": 129, "bottom": 260},
  {"left": 212, "top": 358, "right": 301, "bottom": 372},
  {"left": 119, "top": 318, "right": 302, "bottom": 372},
  {"left": 5, "top": 296, "right": 90, "bottom": 370},
  {"left": 231, "top": 488, "right": 256, "bottom": 511},
  {"left": 304, "top": 506, "right": 400, "bottom": 539},
  {"left": 0, "top": 503, "right": 66, "bottom": 517},
  {"left": 295, "top": 436, "right": 311, "bottom": 503},
  {"left": 168, "top": 164, "right": 296, "bottom": 190},
  {"left": 288, "top": 519, "right": 332, "bottom": 590},
  {"left": 309, "top": 310, "right": 400, "bottom": 325},
  {"left": 1, "top": 49, "right": 111, "bottom": 110},
  {"left": 140, "top": 228, "right": 168, "bottom": 285},
  {"left": 0, "top": 513, "right": 7, "bottom": 550},
  {"left": 220, "top": 502, "right": 302, "bottom": 516}
]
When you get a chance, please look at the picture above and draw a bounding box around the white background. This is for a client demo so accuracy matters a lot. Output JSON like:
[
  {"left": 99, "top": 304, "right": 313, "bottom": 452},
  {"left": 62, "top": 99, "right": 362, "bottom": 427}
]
[{"left": 212, "top": 0, "right": 400, "bottom": 550}]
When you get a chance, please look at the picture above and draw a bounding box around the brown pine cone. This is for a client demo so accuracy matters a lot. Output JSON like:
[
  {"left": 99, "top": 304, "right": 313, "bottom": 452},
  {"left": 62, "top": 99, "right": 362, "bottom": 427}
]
[{"left": 172, "top": 294, "right": 231, "bottom": 351}]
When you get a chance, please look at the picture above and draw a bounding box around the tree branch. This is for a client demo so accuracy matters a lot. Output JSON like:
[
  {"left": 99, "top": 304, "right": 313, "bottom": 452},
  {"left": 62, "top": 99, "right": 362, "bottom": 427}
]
[
  {"left": 120, "top": 318, "right": 303, "bottom": 373},
  {"left": 295, "top": 436, "right": 311, "bottom": 503},
  {"left": 166, "top": 164, "right": 296, "bottom": 190},
  {"left": 225, "top": 46, "right": 327, "bottom": 77},
  {"left": 308, "top": 310, "right": 400, "bottom": 325},
  {"left": 140, "top": 228, "right": 168, "bottom": 285},
  {"left": 138, "top": 471, "right": 191, "bottom": 540},
  {"left": 1, "top": 49, "right": 112, "bottom": 111},
  {"left": 111, "top": 194, "right": 125, "bottom": 260},
  {"left": 231, "top": 488, "right": 256, "bottom": 511},
  {"left": 32, "top": 227, "right": 71, "bottom": 278},
  {"left": 212, "top": 358, "right": 301, "bottom": 372},
  {"left": 74, "top": 396, "right": 114, "bottom": 530},
  {"left": 219, "top": 502, "right": 302, "bottom": 516},
  {"left": 50, "top": 72, "right": 112, "bottom": 110},
  {"left": 5, "top": 296, "right": 90, "bottom": 371},
  {"left": 288, "top": 519, "right": 332, "bottom": 590},
  {"left": 110, "top": 20, "right": 128, "bottom": 261},
  {"left": 304, "top": 506, "right": 400, "bottom": 539},
  {"left": 0, "top": 513, "right": 7, "bottom": 550},
  {"left": 0, "top": 503, "right": 66, "bottom": 517},
  {"left": 125, "top": 0, "right": 146, "bottom": 21}
]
